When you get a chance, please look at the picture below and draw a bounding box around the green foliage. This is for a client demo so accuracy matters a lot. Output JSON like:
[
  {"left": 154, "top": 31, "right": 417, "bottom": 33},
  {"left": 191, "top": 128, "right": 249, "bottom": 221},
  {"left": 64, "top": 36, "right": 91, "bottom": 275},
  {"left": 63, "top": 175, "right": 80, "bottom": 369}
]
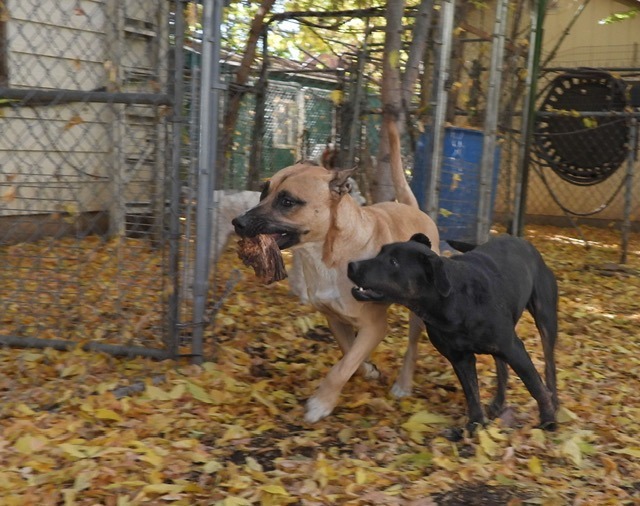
[{"left": 598, "top": 8, "right": 639, "bottom": 25}]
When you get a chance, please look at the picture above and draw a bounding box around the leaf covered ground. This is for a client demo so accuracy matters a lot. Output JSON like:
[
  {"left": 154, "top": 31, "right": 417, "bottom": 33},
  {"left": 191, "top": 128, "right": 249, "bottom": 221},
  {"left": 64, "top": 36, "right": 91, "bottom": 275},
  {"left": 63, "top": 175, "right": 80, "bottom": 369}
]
[{"left": 1, "top": 225, "right": 639, "bottom": 505}]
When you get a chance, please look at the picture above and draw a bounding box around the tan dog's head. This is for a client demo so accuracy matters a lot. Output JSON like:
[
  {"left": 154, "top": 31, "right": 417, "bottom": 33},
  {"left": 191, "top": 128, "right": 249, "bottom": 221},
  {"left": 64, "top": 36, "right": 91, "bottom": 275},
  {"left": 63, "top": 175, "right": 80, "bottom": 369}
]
[{"left": 232, "top": 162, "right": 355, "bottom": 250}]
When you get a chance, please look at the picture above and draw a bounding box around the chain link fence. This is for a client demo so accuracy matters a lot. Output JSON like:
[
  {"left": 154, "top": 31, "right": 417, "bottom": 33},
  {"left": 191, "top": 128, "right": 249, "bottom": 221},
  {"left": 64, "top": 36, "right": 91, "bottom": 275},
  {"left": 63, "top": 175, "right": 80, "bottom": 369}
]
[
  {"left": 0, "top": 0, "right": 188, "bottom": 359},
  {"left": 223, "top": 78, "right": 336, "bottom": 189},
  {"left": 1, "top": 1, "right": 638, "bottom": 363},
  {"left": 524, "top": 69, "right": 639, "bottom": 237}
]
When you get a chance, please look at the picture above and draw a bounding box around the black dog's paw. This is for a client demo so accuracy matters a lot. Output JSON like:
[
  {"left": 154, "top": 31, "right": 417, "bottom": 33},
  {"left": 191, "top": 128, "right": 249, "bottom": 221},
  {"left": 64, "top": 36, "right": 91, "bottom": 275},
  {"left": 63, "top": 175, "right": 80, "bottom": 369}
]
[
  {"left": 465, "top": 421, "right": 486, "bottom": 436},
  {"left": 442, "top": 426, "right": 465, "bottom": 442},
  {"left": 486, "top": 401, "right": 505, "bottom": 419},
  {"left": 442, "top": 420, "right": 486, "bottom": 442},
  {"left": 538, "top": 420, "right": 557, "bottom": 432}
]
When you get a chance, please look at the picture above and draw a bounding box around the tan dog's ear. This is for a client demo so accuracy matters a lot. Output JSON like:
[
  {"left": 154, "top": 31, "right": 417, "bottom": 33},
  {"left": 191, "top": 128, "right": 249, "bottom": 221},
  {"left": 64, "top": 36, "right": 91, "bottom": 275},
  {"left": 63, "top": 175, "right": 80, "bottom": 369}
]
[{"left": 329, "top": 168, "right": 356, "bottom": 196}]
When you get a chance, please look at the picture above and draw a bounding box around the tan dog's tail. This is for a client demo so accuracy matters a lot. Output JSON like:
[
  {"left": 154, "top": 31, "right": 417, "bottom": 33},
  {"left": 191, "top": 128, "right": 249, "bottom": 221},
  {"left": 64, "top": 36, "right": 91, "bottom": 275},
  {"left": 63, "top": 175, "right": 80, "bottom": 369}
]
[{"left": 386, "top": 117, "right": 419, "bottom": 208}]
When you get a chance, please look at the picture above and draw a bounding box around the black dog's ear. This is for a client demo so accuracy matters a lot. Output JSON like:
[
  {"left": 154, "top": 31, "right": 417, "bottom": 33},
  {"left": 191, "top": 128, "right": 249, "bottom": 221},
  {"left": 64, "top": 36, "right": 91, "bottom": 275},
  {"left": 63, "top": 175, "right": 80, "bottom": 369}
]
[
  {"left": 329, "top": 168, "right": 356, "bottom": 196},
  {"left": 410, "top": 233, "right": 432, "bottom": 249},
  {"left": 428, "top": 255, "right": 451, "bottom": 297}
]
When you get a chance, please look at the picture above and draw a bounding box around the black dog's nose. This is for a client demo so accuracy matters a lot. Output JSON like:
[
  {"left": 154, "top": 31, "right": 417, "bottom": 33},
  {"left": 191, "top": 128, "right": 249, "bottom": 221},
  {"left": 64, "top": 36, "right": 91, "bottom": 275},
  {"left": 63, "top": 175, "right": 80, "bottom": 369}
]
[{"left": 347, "top": 261, "right": 357, "bottom": 281}]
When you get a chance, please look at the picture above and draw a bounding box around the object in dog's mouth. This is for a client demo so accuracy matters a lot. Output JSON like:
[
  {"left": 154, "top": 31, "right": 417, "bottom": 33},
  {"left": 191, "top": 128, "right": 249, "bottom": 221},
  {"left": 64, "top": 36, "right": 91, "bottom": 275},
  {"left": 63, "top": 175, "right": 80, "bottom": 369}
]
[{"left": 237, "top": 234, "right": 287, "bottom": 284}]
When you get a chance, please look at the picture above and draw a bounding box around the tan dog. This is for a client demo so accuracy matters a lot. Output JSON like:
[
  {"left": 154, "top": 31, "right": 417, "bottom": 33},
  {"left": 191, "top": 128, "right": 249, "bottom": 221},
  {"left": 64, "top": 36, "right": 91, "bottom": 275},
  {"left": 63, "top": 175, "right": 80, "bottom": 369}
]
[{"left": 232, "top": 122, "right": 439, "bottom": 422}]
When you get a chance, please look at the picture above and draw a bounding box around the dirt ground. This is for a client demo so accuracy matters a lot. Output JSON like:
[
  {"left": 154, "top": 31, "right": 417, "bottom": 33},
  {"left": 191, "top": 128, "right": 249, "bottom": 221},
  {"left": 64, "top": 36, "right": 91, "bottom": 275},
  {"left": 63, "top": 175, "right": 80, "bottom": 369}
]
[{"left": 1, "top": 224, "right": 639, "bottom": 505}]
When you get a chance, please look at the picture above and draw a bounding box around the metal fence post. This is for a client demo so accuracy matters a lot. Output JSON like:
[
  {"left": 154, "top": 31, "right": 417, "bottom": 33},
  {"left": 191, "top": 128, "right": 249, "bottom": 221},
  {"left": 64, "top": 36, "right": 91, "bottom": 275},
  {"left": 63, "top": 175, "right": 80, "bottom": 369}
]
[
  {"left": 477, "top": 0, "right": 508, "bottom": 244},
  {"left": 191, "top": 0, "right": 224, "bottom": 364},
  {"left": 513, "top": 0, "right": 546, "bottom": 236},
  {"left": 426, "top": 0, "right": 455, "bottom": 223},
  {"left": 167, "top": 0, "right": 187, "bottom": 357},
  {"left": 620, "top": 118, "right": 638, "bottom": 264}
]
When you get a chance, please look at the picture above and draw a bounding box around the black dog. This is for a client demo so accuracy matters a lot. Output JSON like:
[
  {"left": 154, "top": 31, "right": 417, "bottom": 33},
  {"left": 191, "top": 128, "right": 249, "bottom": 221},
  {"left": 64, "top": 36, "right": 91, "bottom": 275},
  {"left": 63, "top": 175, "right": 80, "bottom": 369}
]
[{"left": 347, "top": 233, "right": 558, "bottom": 434}]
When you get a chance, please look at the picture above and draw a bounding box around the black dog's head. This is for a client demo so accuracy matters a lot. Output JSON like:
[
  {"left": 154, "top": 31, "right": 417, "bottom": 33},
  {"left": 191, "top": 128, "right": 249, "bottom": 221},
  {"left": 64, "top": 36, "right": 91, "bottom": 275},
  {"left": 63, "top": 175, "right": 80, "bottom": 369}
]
[{"left": 347, "top": 233, "right": 451, "bottom": 306}]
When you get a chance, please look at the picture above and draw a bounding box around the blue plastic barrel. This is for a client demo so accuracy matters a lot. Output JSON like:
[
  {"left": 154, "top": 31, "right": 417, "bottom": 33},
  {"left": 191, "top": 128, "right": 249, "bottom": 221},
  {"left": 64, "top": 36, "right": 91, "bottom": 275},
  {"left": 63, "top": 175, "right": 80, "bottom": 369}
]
[{"left": 411, "top": 126, "right": 501, "bottom": 244}]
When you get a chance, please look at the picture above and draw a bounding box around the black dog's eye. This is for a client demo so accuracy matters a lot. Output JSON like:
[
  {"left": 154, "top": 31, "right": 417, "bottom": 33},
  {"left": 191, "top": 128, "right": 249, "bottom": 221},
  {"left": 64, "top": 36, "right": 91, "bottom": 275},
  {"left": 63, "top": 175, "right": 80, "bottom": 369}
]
[{"left": 390, "top": 257, "right": 399, "bottom": 268}]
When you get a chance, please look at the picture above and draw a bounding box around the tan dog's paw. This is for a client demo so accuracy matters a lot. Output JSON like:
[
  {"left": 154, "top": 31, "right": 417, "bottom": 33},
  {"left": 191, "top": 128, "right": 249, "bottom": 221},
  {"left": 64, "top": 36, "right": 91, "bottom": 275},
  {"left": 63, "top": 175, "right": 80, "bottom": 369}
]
[
  {"left": 360, "top": 361, "right": 381, "bottom": 381},
  {"left": 390, "top": 382, "right": 412, "bottom": 398},
  {"left": 304, "top": 396, "right": 335, "bottom": 423}
]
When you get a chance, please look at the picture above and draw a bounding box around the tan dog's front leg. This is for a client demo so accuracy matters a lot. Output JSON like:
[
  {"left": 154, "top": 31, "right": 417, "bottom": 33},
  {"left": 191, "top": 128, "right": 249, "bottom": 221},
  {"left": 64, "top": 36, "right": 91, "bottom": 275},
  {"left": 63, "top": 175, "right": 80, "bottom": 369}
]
[
  {"left": 391, "top": 313, "right": 424, "bottom": 397},
  {"left": 327, "top": 316, "right": 381, "bottom": 380},
  {"left": 305, "top": 314, "right": 387, "bottom": 423}
]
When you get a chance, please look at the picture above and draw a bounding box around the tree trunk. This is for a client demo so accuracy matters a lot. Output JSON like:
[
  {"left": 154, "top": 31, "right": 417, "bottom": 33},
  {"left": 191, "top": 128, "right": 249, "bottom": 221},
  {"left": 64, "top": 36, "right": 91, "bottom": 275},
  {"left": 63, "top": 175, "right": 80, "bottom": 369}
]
[
  {"left": 373, "top": 0, "right": 405, "bottom": 202},
  {"left": 217, "top": 0, "right": 276, "bottom": 189}
]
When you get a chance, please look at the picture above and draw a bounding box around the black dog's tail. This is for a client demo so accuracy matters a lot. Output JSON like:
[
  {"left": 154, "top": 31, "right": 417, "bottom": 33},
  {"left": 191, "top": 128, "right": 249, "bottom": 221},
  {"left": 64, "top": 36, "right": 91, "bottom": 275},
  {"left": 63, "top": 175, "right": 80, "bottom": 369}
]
[{"left": 446, "top": 240, "right": 477, "bottom": 253}]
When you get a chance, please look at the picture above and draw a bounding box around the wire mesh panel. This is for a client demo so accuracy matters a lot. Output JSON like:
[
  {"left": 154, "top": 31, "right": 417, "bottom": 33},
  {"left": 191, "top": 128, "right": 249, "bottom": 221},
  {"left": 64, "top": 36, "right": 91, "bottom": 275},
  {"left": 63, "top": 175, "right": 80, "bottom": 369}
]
[
  {"left": 0, "top": 0, "right": 185, "bottom": 357},
  {"left": 524, "top": 70, "right": 639, "bottom": 228},
  {"left": 222, "top": 78, "right": 335, "bottom": 188}
]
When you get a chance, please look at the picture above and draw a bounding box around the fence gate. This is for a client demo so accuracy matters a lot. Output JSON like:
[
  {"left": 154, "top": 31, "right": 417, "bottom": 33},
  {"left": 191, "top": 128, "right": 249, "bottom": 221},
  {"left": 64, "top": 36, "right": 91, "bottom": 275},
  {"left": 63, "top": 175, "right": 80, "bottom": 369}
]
[{"left": 0, "top": 1, "right": 196, "bottom": 360}]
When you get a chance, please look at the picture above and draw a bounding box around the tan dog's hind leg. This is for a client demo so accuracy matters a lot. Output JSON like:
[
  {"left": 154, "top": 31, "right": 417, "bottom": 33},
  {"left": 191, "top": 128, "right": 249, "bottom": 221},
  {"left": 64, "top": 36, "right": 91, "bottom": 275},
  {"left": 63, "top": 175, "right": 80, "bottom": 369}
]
[
  {"left": 305, "top": 313, "right": 388, "bottom": 423},
  {"left": 391, "top": 313, "right": 424, "bottom": 397}
]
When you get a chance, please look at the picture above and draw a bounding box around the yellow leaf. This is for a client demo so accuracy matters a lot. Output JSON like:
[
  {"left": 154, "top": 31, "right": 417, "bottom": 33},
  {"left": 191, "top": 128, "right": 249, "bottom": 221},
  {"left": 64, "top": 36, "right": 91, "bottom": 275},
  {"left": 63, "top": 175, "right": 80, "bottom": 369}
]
[
  {"left": 405, "top": 410, "right": 452, "bottom": 426},
  {"left": 433, "top": 456, "right": 458, "bottom": 471},
  {"left": 556, "top": 406, "right": 577, "bottom": 423},
  {"left": 172, "top": 439, "right": 196, "bottom": 449},
  {"left": 14, "top": 435, "right": 48, "bottom": 454},
  {"left": 561, "top": 437, "right": 583, "bottom": 467},
  {"left": 1, "top": 186, "right": 17, "bottom": 203},
  {"left": 601, "top": 456, "right": 617, "bottom": 475},
  {"left": 59, "top": 443, "right": 89, "bottom": 459},
  {"left": 478, "top": 428, "right": 499, "bottom": 457},
  {"left": 145, "top": 385, "right": 172, "bottom": 401},
  {"left": 203, "top": 460, "right": 223, "bottom": 474},
  {"left": 260, "top": 484, "right": 289, "bottom": 495},
  {"left": 439, "top": 208, "right": 454, "bottom": 218},
  {"left": 169, "top": 383, "right": 186, "bottom": 399},
  {"left": 142, "top": 484, "right": 185, "bottom": 494},
  {"left": 63, "top": 114, "right": 85, "bottom": 130},
  {"left": 94, "top": 408, "right": 122, "bottom": 421},
  {"left": 222, "top": 498, "right": 252, "bottom": 506},
  {"left": 15, "top": 404, "right": 36, "bottom": 416},
  {"left": 218, "top": 425, "right": 250, "bottom": 443},
  {"left": 355, "top": 468, "right": 367, "bottom": 485},
  {"left": 329, "top": 89, "right": 343, "bottom": 105},
  {"left": 251, "top": 390, "right": 278, "bottom": 415},
  {"left": 450, "top": 173, "right": 462, "bottom": 191},
  {"left": 138, "top": 451, "right": 163, "bottom": 467},
  {"left": 73, "top": 468, "right": 97, "bottom": 491},
  {"left": 530, "top": 428, "right": 546, "bottom": 446},
  {"left": 246, "top": 456, "right": 263, "bottom": 472},
  {"left": 186, "top": 381, "right": 216, "bottom": 404},
  {"left": 337, "top": 428, "right": 354, "bottom": 444},
  {"left": 611, "top": 447, "right": 640, "bottom": 458},
  {"left": 528, "top": 456, "right": 543, "bottom": 475},
  {"left": 60, "top": 363, "right": 86, "bottom": 377},
  {"left": 487, "top": 426, "right": 508, "bottom": 441}
]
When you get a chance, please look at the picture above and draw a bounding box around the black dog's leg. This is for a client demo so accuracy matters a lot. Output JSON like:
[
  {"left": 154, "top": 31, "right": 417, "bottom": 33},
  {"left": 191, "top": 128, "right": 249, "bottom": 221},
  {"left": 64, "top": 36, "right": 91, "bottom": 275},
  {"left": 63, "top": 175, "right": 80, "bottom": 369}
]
[
  {"left": 446, "top": 351, "right": 486, "bottom": 431},
  {"left": 528, "top": 268, "right": 559, "bottom": 410},
  {"left": 487, "top": 357, "right": 509, "bottom": 418},
  {"left": 502, "top": 334, "right": 556, "bottom": 429}
]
